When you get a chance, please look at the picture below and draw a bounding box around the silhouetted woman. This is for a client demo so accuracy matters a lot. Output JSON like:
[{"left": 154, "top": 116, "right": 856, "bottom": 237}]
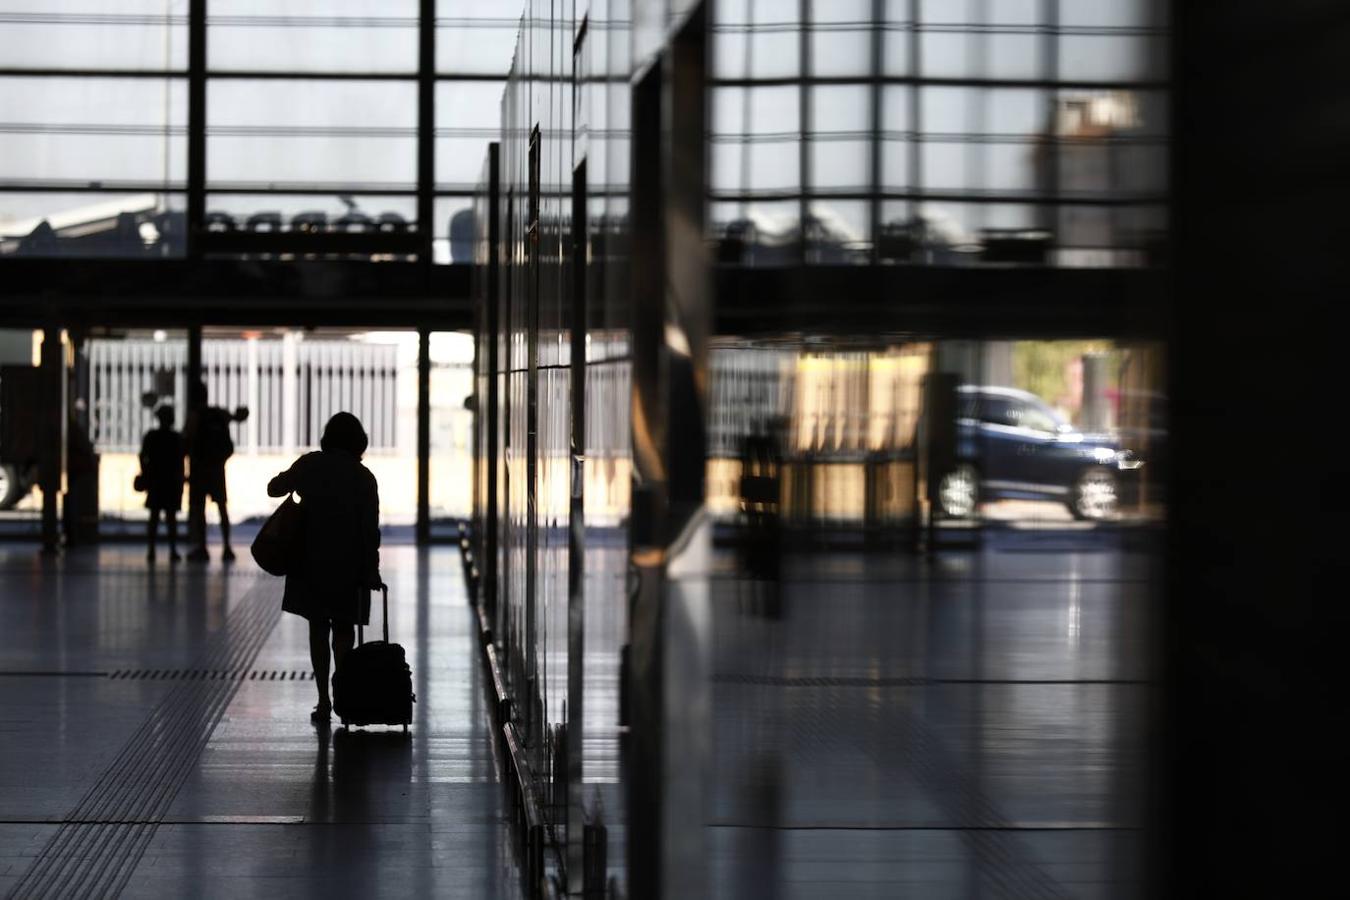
[
  {"left": 268, "top": 412, "right": 382, "bottom": 722},
  {"left": 140, "top": 405, "right": 185, "bottom": 563}
]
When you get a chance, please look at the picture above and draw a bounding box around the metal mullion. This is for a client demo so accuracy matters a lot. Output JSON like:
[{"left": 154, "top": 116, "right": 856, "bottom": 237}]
[
  {"left": 431, "top": 72, "right": 517, "bottom": 82},
  {"left": 204, "top": 70, "right": 419, "bottom": 81},
  {"left": 0, "top": 182, "right": 187, "bottom": 194},
  {"left": 711, "top": 189, "right": 1166, "bottom": 207},
  {"left": 418, "top": 0, "right": 436, "bottom": 263},
  {"left": 799, "top": 0, "right": 810, "bottom": 264},
  {"left": 909, "top": 0, "right": 922, "bottom": 240},
  {"left": 0, "top": 68, "right": 186, "bottom": 78},
  {"left": 869, "top": 0, "right": 884, "bottom": 263},
  {"left": 1042, "top": 0, "right": 1060, "bottom": 240},
  {"left": 203, "top": 185, "right": 419, "bottom": 196},
  {"left": 186, "top": 0, "right": 206, "bottom": 260},
  {"left": 711, "top": 75, "right": 1169, "bottom": 91}
]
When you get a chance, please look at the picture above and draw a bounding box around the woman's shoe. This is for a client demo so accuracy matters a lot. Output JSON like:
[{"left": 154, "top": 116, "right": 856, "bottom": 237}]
[{"left": 310, "top": 702, "right": 332, "bottom": 723}]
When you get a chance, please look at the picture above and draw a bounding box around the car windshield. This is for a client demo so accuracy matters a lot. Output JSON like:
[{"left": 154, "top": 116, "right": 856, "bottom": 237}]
[
  {"left": 1017, "top": 402, "right": 1063, "bottom": 434},
  {"left": 980, "top": 394, "right": 1064, "bottom": 434}
]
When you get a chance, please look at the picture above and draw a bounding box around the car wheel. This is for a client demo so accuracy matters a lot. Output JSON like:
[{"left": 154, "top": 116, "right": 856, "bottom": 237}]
[
  {"left": 937, "top": 464, "right": 980, "bottom": 519},
  {"left": 0, "top": 464, "right": 24, "bottom": 511},
  {"left": 1070, "top": 466, "right": 1118, "bottom": 521}
]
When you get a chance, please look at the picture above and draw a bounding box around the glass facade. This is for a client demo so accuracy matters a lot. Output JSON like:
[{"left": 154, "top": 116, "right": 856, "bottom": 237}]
[
  {"left": 0, "top": 0, "right": 525, "bottom": 261},
  {"left": 711, "top": 0, "right": 1170, "bottom": 266}
]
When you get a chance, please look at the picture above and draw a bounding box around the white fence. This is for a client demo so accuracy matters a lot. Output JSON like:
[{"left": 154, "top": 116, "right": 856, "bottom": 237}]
[{"left": 89, "top": 338, "right": 400, "bottom": 454}]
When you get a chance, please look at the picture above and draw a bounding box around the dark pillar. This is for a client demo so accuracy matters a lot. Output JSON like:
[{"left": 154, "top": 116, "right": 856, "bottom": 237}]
[
  {"left": 186, "top": 0, "right": 206, "bottom": 260},
  {"left": 63, "top": 328, "right": 98, "bottom": 547},
  {"left": 626, "top": 8, "right": 712, "bottom": 898},
  {"left": 416, "top": 327, "right": 431, "bottom": 544},
  {"left": 39, "top": 324, "right": 62, "bottom": 554},
  {"left": 417, "top": 0, "right": 435, "bottom": 264},
  {"left": 186, "top": 324, "right": 203, "bottom": 548},
  {"left": 1160, "top": 2, "right": 1350, "bottom": 895}
]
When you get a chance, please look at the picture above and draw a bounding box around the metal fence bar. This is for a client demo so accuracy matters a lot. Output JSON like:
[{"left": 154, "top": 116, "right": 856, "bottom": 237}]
[{"left": 88, "top": 338, "right": 401, "bottom": 454}]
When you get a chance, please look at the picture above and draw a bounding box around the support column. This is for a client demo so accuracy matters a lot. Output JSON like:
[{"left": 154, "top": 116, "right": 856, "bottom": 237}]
[
  {"left": 417, "top": 0, "right": 435, "bottom": 264},
  {"left": 39, "top": 324, "right": 63, "bottom": 554},
  {"left": 63, "top": 327, "right": 98, "bottom": 547},
  {"left": 186, "top": 0, "right": 206, "bottom": 260},
  {"left": 186, "top": 324, "right": 203, "bottom": 548},
  {"left": 626, "top": 10, "right": 712, "bottom": 898},
  {"left": 416, "top": 328, "right": 431, "bottom": 544}
]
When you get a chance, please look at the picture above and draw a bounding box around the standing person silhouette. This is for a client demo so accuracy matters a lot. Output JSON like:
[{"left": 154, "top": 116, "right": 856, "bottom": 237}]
[
  {"left": 139, "top": 405, "right": 185, "bottom": 563},
  {"left": 267, "top": 412, "right": 382, "bottom": 723},
  {"left": 184, "top": 381, "right": 247, "bottom": 563}
]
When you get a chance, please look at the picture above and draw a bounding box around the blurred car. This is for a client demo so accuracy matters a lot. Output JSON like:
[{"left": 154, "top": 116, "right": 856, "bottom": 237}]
[{"left": 937, "top": 385, "right": 1142, "bottom": 521}]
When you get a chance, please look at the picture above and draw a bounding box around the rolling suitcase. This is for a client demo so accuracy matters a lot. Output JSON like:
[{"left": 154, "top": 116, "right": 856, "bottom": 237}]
[{"left": 333, "top": 585, "right": 415, "bottom": 731}]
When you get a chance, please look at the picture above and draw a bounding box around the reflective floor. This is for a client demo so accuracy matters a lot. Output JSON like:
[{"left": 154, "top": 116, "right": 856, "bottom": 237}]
[
  {"left": 706, "top": 528, "right": 1155, "bottom": 899},
  {"left": 0, "top": 529, "right": 1155, "bottom": 898},
  {"left": 0, "top": 545, "right": 522, "bottom": 899}
]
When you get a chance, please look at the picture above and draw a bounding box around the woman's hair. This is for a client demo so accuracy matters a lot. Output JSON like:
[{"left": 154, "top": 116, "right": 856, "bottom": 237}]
[{"left": 320, "top": 412, "right": 368, "bottom": 458}]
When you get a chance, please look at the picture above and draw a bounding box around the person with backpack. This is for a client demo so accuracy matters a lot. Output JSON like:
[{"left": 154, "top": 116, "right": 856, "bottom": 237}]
[
  {"left": 138, "top": 404, "right": 185, "bottom": 563},
  {"left": 184, "top": 380, "right": 248, "bottom": 563}
]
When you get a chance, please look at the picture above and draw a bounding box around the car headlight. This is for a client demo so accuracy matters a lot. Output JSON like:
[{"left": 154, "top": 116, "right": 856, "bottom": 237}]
[{"left": 1115, "top": 450, "right": 1144, "bottom": 470}]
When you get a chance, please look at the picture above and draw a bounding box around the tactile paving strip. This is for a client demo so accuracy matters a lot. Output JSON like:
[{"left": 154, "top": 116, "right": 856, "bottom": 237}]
[
  {"left": 106, "top": 668, "right": 315, "bottom": 681},
  {"left": 7, "top": 581, "right": 284, "bottom": 900}
]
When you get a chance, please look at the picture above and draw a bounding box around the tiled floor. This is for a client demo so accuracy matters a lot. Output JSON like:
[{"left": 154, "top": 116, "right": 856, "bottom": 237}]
[
  {"left": 0, "top": 545, "right": 522, "bottom": 899},
  {"left": 705, "top": 530, "right": 1156, "bottom": 899}
]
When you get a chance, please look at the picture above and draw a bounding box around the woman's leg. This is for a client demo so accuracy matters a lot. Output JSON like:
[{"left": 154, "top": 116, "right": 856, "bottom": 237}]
[
  {"left": 331, "top": 622, "right": 356, "bottom": 674},
  {"left": 309, "top": 619, "right": 332, "bottom": 710},
  {"left": 165, "top": 511, "right": 179, "bottom": 560},
  {"left": 146, "top": 509, "right": 161, "bottom": 560}
]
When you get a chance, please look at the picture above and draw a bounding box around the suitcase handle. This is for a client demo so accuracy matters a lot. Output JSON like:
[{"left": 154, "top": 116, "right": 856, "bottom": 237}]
[{"left": 357, "top": 583, "right": 389, "bottom": 646}]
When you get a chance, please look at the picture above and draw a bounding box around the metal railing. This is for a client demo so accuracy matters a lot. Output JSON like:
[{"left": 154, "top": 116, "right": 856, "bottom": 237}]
[{"left": 88, "top": 337, "right": 400, "bottom": 454}]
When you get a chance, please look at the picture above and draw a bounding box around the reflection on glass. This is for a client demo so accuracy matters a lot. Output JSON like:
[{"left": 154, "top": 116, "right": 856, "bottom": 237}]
[
  {"left": 208, "top": 0, "right": 419, "bottom": 74},
  {"left": 0, "top": 192, "right": 186, "bottom": 259},
  {"left": 207, "top": 80, "right": 417, "bottom": 190},
  {"left": 0, "top": 1, "right": 187, "bottom": 71}
]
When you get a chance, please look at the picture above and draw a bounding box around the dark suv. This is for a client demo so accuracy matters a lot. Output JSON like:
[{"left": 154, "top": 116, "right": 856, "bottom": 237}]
[{"left": 937, "top": 385, "right": 1142, "bottom": 521}]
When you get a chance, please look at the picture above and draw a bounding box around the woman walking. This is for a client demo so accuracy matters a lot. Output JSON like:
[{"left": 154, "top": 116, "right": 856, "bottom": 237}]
[{"left": 267, "top": 412, "right": 382, "bottom": 722}]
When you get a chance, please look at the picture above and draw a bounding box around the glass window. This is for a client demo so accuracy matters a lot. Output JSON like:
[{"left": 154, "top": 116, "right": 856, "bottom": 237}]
[
  {"left": 0, "top": 1, "right": 187, "bottom": 71},
  {"left": 712, "top": 86, "right": 801, "bottom": 194},
  {"left": 1014, "top": 401, "right": 1060, "bottom": 434},
  {"left": 433, "top": 195, "right": 475, "bottom": 264},
  {"left": 208, "top": 0, "right": 419, "bottom": 74},
  {"left": 710, "top": 199, "right": 800, "bottom": 266},
  {"left": 200, "top": 193, "right": 417, "bottom": 233},
  {"left": 922, "top": 87, "right": 1046, "bottom": 137},
  {"left": 1, "top": 191, "right": 186, "bottom": 259},
  {"left": 810, "top": 0, "right": 873, "bottom": 77},
  {"left": 810, "top": 85, "right": 869, "bottom": 192},
  {"left": 978, "top": 395, "right": 1015, "bottom": 426},
  {"left": 808, "top": 199, "right": 870, "bottom": 263},
  {"left": 713, "top": 0, "right": 801, "bottom": 78},
  {"left": 435, "top": 80, "right": 504, "bottom": 191},
  {"left": 1060, "top": 36, "right": 1167, "bottom": 82},
  {"left": 882, "top": 0, "right": 911, "bottom": 76},
  {"left": 0, "top": 77, "right": 187, "bottom": 188},
  {"left": 811, "top": 28, "right": 872, "bottom": 77},
  {"left": 436, "top": 0, "right": 523, "bottom": 75},
  {"left": 207, "top": 80, "right": 417, "bottom": 190}
]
